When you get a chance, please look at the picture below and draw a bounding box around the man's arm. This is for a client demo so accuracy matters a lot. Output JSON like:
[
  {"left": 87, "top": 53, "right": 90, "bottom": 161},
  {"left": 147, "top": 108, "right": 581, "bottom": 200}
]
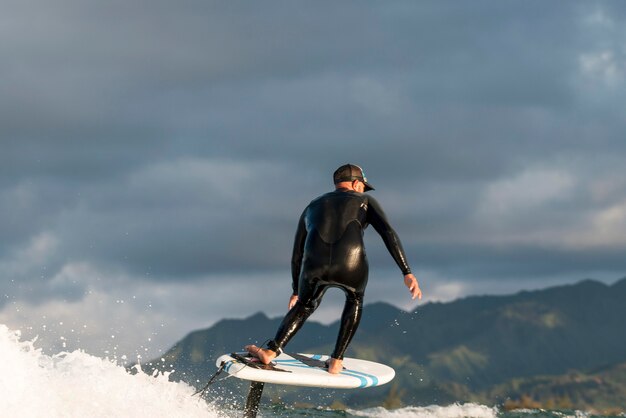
[
  {"left": 367, "top": 196, "right": 412, "bottom": 275},
  {"left": 367, "top": 196, "right": 423, "bottom": 300},
  {"left": 291, "top": 209, "right": 307, "bottom": 295}
]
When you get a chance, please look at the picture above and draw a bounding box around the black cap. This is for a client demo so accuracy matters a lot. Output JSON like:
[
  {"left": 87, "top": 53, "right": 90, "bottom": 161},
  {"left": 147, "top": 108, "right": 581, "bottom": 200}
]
[{"left": 333, "top": 164, "right": 375, "bottom": 191}]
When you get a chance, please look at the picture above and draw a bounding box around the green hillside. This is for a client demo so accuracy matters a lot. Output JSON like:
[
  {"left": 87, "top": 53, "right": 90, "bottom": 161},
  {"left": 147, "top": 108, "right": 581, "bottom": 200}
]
[
  {"left": 140, "top": 278, "right": 626, "bottom": 412},
  {"left": 482, "top": 361, "right": 626, "bottom": 414}
]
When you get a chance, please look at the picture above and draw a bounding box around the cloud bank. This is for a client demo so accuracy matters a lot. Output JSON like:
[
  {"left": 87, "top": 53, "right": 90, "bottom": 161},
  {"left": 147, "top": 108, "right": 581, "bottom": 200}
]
[{"left": 1, "top": 0, "right": 626, "bottom": 357}]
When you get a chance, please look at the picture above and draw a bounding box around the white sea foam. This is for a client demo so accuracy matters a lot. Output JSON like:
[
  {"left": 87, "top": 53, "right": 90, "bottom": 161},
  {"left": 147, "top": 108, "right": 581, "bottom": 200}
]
[
  {"left": 0, "top": 324, "right": 227, "bottom": 418},
  {"left": 1, "top": 323, "right": 507, "bottom": 418},
  {"left": 348, "top": 403, "right": 498, "bottom": 418}
]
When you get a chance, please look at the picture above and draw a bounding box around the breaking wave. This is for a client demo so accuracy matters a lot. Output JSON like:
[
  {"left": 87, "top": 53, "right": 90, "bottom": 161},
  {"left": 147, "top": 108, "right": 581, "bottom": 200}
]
[
  {"left": 0, "top": 324, "right": 224, "bottom": 417},
  {"left": 348, "top": 404, "right": 498, "bottom": 418}
]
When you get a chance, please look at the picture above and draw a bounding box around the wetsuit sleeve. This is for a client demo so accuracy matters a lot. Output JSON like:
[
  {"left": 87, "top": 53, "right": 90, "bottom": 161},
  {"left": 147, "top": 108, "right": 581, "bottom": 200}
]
[
  {"left": 367, "top": 196, "right": 412, "bottom": 275},
  {"left": 291, "top": 209, "right": 307, "bottom": 295}
]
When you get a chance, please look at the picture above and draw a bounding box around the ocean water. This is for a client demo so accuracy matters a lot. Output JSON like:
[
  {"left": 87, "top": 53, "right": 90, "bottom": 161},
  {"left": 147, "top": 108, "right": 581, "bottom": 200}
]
[{"left": 1, "top": 324, "right": 622, "bottom": 418}]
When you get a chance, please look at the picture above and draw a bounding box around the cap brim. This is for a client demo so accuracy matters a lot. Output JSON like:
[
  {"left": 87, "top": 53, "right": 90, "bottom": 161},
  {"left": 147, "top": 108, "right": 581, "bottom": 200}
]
[{"left": 364, "top": 182, "right": 375, "bottom": 191}]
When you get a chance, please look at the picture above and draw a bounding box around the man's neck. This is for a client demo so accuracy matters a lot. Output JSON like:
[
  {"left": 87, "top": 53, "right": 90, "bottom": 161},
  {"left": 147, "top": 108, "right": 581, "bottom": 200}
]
[{"left": 334, "top": 182, "right": 356, "bottom": 191}]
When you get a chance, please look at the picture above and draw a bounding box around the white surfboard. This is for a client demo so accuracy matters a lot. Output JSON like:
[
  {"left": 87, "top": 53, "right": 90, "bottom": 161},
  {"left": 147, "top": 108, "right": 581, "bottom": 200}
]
[{"left": 215, "top": 352, "right": 395, "bottom": 389}]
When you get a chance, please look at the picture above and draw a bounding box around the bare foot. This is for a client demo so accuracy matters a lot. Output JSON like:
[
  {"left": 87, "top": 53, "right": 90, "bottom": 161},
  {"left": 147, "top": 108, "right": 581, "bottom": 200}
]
[
  {"left": 245, "top": 344, "right": 277, "bottom": 365},
  {"left": 327, "top": 358, "right": 343, "bottom": 374}
]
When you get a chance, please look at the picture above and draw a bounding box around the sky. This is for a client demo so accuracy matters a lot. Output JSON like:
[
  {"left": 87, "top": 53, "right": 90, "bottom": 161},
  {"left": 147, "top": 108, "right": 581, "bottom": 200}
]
[{"left": 1, "top": 0, "right": 626, "bottom": 359}]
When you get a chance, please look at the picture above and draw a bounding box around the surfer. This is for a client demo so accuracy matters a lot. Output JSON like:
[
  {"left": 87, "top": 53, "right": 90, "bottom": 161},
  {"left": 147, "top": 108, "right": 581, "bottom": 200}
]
[{"left": 246, "top": 164, "right": 422, "bottom": 374}]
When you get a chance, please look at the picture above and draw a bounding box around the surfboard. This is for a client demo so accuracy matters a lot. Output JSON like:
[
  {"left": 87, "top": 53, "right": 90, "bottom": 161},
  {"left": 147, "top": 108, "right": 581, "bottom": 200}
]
[{"left": 215, "top": 352, "right": 395, "bottom": 389}]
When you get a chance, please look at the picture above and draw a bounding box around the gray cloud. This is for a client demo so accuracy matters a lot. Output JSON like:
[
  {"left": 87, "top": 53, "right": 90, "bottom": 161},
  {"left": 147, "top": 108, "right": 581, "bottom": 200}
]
[{"left": 2, "top": 0, "right": 626, "bottom": 354}]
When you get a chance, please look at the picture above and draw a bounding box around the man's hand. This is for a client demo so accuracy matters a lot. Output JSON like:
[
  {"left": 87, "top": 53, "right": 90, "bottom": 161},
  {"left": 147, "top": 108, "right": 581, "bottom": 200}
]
[
  {"left": 404, "top": 274, "right": 422, "bottom": 300},
  {"left": 288, "top": 294, "right": 299, "bottom": 310}
]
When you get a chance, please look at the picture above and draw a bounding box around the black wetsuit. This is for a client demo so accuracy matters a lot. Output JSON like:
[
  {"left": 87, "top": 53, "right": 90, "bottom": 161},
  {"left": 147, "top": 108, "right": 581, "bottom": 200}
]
[{"left": 268, "top": 188, "right": 411, "bottom": 359}]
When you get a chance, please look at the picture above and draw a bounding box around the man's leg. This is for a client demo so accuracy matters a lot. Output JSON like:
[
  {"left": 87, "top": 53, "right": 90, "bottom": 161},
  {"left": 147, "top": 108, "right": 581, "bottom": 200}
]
[{"left": 328, "top": 291, "right": 363, "bottom": 373}]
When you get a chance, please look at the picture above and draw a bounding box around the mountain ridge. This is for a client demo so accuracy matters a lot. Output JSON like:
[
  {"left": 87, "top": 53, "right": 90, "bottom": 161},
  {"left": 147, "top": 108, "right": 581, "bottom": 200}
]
[{"left": 142, "top": 277, "right": 626, "bottom": 411}]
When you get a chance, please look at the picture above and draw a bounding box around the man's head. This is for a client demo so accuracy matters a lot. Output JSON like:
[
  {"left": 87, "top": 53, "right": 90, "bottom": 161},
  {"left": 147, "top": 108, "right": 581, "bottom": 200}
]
[{"left": 333, "top": 164, "right": 374, "bottom": 192}]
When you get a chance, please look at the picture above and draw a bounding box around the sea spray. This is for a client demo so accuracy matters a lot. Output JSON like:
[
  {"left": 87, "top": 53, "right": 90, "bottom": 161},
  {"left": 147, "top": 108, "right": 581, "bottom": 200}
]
[
  {"left": 348, "top": 404, "right": 499, "bottom": 418},
  {"left": 0, "top": 324, "right": 227, "bottom": 418}
]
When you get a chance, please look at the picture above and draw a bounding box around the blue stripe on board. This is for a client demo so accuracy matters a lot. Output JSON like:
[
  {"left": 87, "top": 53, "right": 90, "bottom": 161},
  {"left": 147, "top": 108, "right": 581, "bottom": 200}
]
[
  {"left": 274, "top": 360, "right": 378, "bottom": 387},
  {"left": 338, "top": 370, "right": 369, "bottom": 387},
  {"left": 273, "top": 361, "right": 318, "bottom": 370},
  {"left": 224, "top": 361, "right": 234, "bottom": 373},
  {"left": 343, "top": 368, "right": 379, "bottom": 386},
  {"left": 273, "top": 363, "right": 314, "bottom": 369}
]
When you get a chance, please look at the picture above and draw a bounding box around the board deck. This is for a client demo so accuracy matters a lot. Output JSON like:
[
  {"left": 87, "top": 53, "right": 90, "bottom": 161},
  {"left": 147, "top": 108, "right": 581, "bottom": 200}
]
[{"left": 215, "top": 352, "right": 395, "bottom": 389}]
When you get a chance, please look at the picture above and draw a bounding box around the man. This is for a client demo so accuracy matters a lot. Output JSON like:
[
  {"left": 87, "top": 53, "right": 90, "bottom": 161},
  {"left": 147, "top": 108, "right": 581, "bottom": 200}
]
[{"left": 246, "top": 164, "right": 422, "bottom": 374}]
